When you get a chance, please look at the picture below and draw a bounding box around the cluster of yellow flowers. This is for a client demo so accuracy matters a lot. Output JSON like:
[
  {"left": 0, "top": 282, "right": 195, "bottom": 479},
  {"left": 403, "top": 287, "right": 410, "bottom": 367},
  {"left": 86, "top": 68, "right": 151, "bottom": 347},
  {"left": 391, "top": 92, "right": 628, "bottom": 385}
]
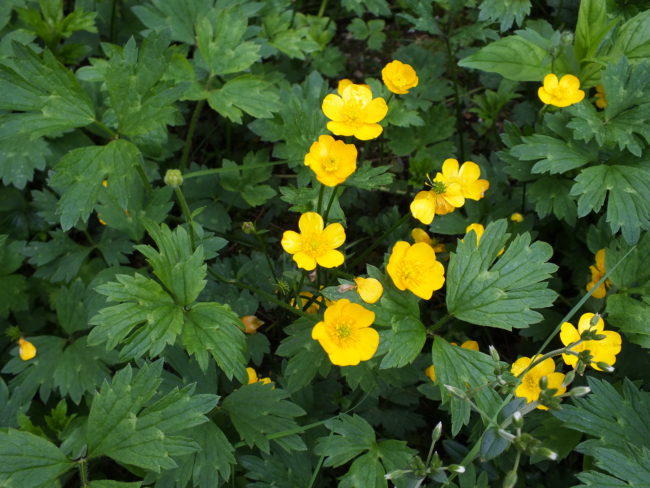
[{"left": 512, "top": 313, "right": 621, "bottom": 409}]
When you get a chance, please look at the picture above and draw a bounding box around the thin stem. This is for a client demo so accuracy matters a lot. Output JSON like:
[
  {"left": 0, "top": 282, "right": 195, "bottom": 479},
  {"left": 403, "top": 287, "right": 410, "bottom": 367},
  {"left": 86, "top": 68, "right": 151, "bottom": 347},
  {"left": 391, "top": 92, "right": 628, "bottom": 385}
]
[
  {"left": 254, "top": 232, "right": 280, "bottom": 284},
  {"left": 317, "top": 0, "right": 329, "bottom": 17},
  {"left": 427, "top": 314, "right": 452, "bottom": 335},
  {"left": 180, "top": 99, "right": 206, "bottom": 171},
  {"left": 77, "top": 458, "right": 89, "bottom": 487},
  {"left": 183, "top": 161, "right": 287, "bottom": 179},
  {"left": 92, "top": 120, "right": 117, "bottom": 140},
  {"left": 174, "top": 187, "right": 197, "bottom": 249},
  {"left": 135, "top": 163, "right": 153, "bottom": 194},
  {"left": 316, "top": 184, "right": 325, "bottom": 215},
  {"left": 322, "top": 186, "right": 339, "bottom": 224},
  {"left": 348, "top": 213, "right": 410, "bottom": 269}
]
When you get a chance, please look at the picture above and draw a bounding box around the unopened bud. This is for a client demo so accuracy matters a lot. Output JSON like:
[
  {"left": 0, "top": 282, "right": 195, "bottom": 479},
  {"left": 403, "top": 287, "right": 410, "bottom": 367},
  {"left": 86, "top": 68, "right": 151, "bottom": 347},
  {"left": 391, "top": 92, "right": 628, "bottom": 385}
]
[
  {"left": 569, "top": 386, "right": 591, "bottom": 397},
  {"left": 503, "top": 470, "right": 518, "bottom": 488},
  {"left": 534, "top": 447, "right": 558, "bottom": 461},
  {"left": 164, "top": 169, "right": 183, "bottom": 188},
  {"left": 489, "top": 345, "right": 500, "bottom": 362},
  {"left": 431, "top": 421, "right": 443, "bottom": 442},
  {"left": 560, "top": 31, "right": 574, "bottom": 45},
  {"left": 447, "top": 464, "right": 465, "bottom": 474},
  {"left": 562, "top": 370, "right": 575, "bottom": 387},
  {"left": 384, "top": 469, "right": 410, "bottom": 480},
  {"left": 498, "top": 429, "right": 516, "bottom": 442},
  {"left": 241, "top": 221, "right": 256, "bottom": 234},
  {"left": 512, "top": 411, "right": 524, "bottom": 429},
  {"left": 538, "top": 375, "right": 548, "bottom": 390},
  {"left": 595, "top": 362, "right": 615, "bottom": 373}
]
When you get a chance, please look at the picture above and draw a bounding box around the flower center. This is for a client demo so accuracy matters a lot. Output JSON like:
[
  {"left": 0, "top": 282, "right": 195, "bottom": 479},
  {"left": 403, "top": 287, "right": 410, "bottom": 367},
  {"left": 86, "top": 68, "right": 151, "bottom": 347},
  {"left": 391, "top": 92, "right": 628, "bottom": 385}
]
[
  {"left": 431, "top": 181, "right": 446, "bottom": 194},
  {"left": 323, "top": 157, "right": 338, "bottom": 172}
]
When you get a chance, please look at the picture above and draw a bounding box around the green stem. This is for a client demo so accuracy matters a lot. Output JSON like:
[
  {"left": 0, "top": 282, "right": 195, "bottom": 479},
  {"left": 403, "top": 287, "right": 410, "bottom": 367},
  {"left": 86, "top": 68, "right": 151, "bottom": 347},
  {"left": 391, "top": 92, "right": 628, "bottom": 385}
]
[
  {"left": 348, "top": 213, "right": 410, "bottom": 269},
  {"left": 316, "top": 184, "right": 325, "bottom": 215},
  {"left": 183, "top": 161, "right": 287, "bottom": 179},
  {"left": 322, "top": 186, "right": 339, "bottom": 225},
  {"left": 317, "top": 0, "right": 329, "bottom": 17},
  {"left": 180, "top": 99, "right": 206, "bottom": 171},
  {"left": 427, "top": 314, "right": 452, "bottom": 335},
  {"left": 110, "top": 0, "right": 119, "bottom": 43},
  {"left": 254, "top": 232, "right": 280, "bottom": 284},
  {"left": 444, "top": 20, "right": 465, "bottom": 162},
  {"left": 174, "top": 187, "right": 197, "bottom": 249},
  {"left": 78, "top": 458, "right": 89, "bottom": 487},
  {"left": 135, "top": 163, "right": 153, "bottom": 194},
  {"left": 92, "top": 120, "right": 117, "bottom": 140}
]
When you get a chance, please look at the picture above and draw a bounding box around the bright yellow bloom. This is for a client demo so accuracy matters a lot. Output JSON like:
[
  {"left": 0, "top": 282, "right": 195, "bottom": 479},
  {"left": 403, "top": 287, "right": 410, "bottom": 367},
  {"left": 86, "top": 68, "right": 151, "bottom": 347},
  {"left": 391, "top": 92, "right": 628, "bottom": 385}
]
[
  {"left": 586, "top": 249, "right": 611, "bottom": 299},
  {"left": 338, "top": 78, "right": 369, "bottom": 94},
  {"left": 387, "top": 241, "right": 445, "bottom": 300},
  {"left": 304, "top": 135, "right": 358, "bottom": 187},
  {"left": 241, "top": 315, "right": 264, "bottom": 334},
  {"left": 426, "top": 340, "right": 479, "bottom": 382},
  {"left": 560, "top": 313, "right": 622, "bottom": 371},
  {"left": 511, "top": 356, "right": 566, "bottom": 410},
  {"left": 411, "top": 228, "right": 446, "bottom": 253},
  {"left": 322, "top": 83, "right": 388, "bottom": 140},
  {"left": 281, "top": 212, "right": 346, "bottom": 271},
  {"left": 381, "top": 60, "right": 419, "bottom": 94},
  {"left": 311, "top": 299, "right": 379, "bottom": 366},
  {"left": 595, "top": 84, "right": 607, "bottom": 109},
  {"left": 538, "top": 73, "right": 585, "bottom": 108},
  {"left": 18, "top": 337, "right": 36, "bottom": 361},
  {"left": 354, "top": 277, "right": 383, "bottom": 304},
  {"left": 246, "top": 367, "right": 272, "bottom": 385},
  {"left": 510, "top": 212, "right": 524, "bottom": 223},
  {"left": 440, "top": 159, "right": 489, "bottom": 201}
]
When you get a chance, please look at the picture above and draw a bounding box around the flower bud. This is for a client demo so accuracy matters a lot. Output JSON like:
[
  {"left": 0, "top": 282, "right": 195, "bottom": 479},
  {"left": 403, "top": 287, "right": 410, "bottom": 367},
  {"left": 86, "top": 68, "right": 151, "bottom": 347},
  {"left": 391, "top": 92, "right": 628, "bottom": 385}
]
[
  {"left": 164, "top": 169, "right": 183, "bottom": 188},
  {"left": 538, "top": 375, "right": 548, "bottom": 390},
  {"left": 241, "top": 221, "right": 256, "bottom": 234},
  {"left": 560, "top": 31, "right": 574, "bottom": 45},
  {"left": 431, "top": 421, "right": 443, "bottom": 442},
  {"left": 489, "top": 344, "right": 500, "bottom": 362},
  {"left": 240, "top": 315, "right": 264, "bottom": 334},
  {"left": 534, "top": 447, "right": 558, "bottom": 461},
  {"left": 512, "top": 410, "right": 524, "bottom": 429},
  {"left": 562, "top": 370, "right": 575, "bottom": 387},
  {"left": 568, "top": 386, "right": 591, "bottom": 398},
  {"left": 595, "top": 362, "right": 615, "bottom": 373},
  {"left": 447, "top": 464, "right": 465, "bottom": 474},
  {"left": 18, "top": 337, "right": 37, "bottom": 361}
]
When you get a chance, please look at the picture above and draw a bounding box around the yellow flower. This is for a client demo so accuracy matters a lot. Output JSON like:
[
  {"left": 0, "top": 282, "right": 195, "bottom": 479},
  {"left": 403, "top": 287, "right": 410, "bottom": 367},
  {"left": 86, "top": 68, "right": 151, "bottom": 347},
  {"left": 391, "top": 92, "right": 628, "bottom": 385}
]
[
  {"left": 510, "top": 212, "right": 524, "bottom": 223},
  {"left": 595, "top": 84, "right": 607, "bottom": 109},
  {"left": 586, "top": 249, "right": 611, "bottom": 299},
  {"left": 18, "top": 337, "right": 36, "bottom": 361},
  {"left": 292, "top": 291, "right": 330, "bottom": 314},
  {"left": 440, "top": 159, "right": 489, "bottom": 201},
  {"left": 304, "top": 135, "right": 358, "bottom": 187},
  {"left": 387, "top": 241, "right": 445, "bottom": 300},
  {"left": 322, "top": 83, "right": 388, "bottom": 140},
  {"left": 246, "top": 367, "right": 272, "bottom": 385},
  {"left": 281, "top": 212, "right": 346, "bottom": 271},
  {"left": 411, "top": 228, "right": 446, "bottom": 253},
  {"left": 338, "top": 78, "right": 369, "bottom": 94},
  {"left": 538, "top": 73, "right": 585, "bottom": 108},
  {"left": 511, "top": 356, "right": 566, "bottom": 410},
  {"left": 311, "top": 299, "right": 379, "bottom": 366},
  {"left": 354, "top": 277, "right": 383, "bottom": 304},
  {"left": 241, "top": 315, "right": 264, "bottom": 334},
  {"left": 560, "top": 313, "right": 621, "bottom": 371},
  {"left": 426, "top": 340, "right": 479, "bottom": 382},
  {"left": 381, "top": 60, "right": 419, "bottom": 94}
]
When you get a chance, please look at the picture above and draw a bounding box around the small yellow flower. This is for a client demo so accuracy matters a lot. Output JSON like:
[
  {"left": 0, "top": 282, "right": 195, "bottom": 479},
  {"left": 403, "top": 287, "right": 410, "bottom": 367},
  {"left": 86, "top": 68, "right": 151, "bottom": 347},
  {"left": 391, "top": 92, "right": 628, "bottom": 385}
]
[
  {"left": 595, "top": 84, "right": 607, "bottom": 109},
  {"left": 585, "top": 249, "right": 611, "bottom": 299},
  {"left": 381, "top": 60, "right": 419, "bottom": 94},
  {"left": 411, "top": 228, "right": 446, "bottom": 253},
  {"left": 101, "top": 179, "right": 108, "bottom": 188},
  {"left": 304, "top": 135, "right": 358, "bottom": 187},
  {"left": 246, "top": 367, "right": 272, "bottom": 385},
  {"left": 241, "top": 315, "right": 264, "bottom": 334},
  {"left": 322, "top": 83, "right": 388, "bottom": 140},
  {"left": 281, "top": 212, "right": 346, "bottom": 271},
  {"left": 511, "top": 356, "right": 566, "bottom": 410},
  {"left": 97, "top": 215, "right": 107, "bottom": 226},
  {"left": 538, "top": 73, "right": 585, "bottom": 108},
  {"left": 426, "top": 340, "right": 479, "bottom": 382},
  {"left": 354, "top": 277, "right": 383, "bottom": 304},
  {"left": 560, "top": 313, "right": 621, "bottom": 371},
  {"left": 440, "top": 159, "right": 489, "bottom": 201},
  {"left": 311, "top": 299, "right": 379, "bottom": 366},
  {"left": 387, "top": 241, "right": 445, "bottom": 300},
  {"left": 510, "top": 212, "right": 524, "bottom": 223},
  {"left": 18, "top": 337, "right": 36, "bottom": 361},
  {"left": 464, "top": 223, "right": 504, "bottom": 255}
]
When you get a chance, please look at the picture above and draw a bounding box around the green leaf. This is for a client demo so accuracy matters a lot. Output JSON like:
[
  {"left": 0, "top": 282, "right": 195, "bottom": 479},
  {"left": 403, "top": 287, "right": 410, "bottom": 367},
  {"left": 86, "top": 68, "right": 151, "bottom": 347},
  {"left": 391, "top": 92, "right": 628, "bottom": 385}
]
[
  {"left": 207, "top": 75, "right": 281, "bottom": 124},
  {"left": 345, "top": 162, "right": 394, "bottom": 190},
  {"left": 219, "top": 152, "right": 278, "bottom": 206},
  {"left": 458, "top": 35, "right": 548, "bottom": 81},
  {"left": 527, "top": 176, "right": 577, "bottom": 225},
  {"left": 342, "top": 0, "right": 390, "bottom": 16},
  {"left": 570, "top": 164, "right": 650, "bottom": 244},
  {"left": 574, "top": 0, "right": 612, "bottom": 60},
  {"left": 510, "top": 134, "right": 596, "bottom": 175},
  {"left": 89, "top": 481, "right": 142, "bottom": 488},
  {"left": 610, "top": 10, "right": 650, "bottom": 60},
  {"left": 554, "top": 378, "right": 650, "bottom": 486},
  {"left": 23, "top": 230, "right": 92, "bottom": 283},
  {"left": 49, "top": 139, "right": 141, "bottom": 231},
  {"left": 380, "top": 316, "right": 426, "bottom": 369},
  {"left": 0, "top": 132, "right": 50, "bottom": 189},
  {"left": 480, "top": 426, "right": 512, "bottom": 460},
  {"left": 339, "top": 454, "right": 385, "bottom": 488},
  {"left": 432, "top": 337, "right": 504, "bottom": 435},
  {"left": 86, "top": 361, "right": 217, "bottom": 472},
  {"left": 478, "top": 0, "right": 531, "bottom": 31},
  {"left": 132, "top": 0, "right": 215, "bottom": 45},
  {"left": 315, "top": 414, "right": 376, "bottom": 467},
  {"left": 222, "top": 383, "right": 306, "bottom": 453},
  {"left": 196, "top": 6, "right": 261, "bottom": 75},
  {"left": 446, "top": 220, "right": 558, "bottom": 330},
  {"left": 605, "top": 294, "right": 650, "bottom": 348},
  {"left": 605, "top": 233, "right": 650, "bottom": 290},
  {"left": 0, "top": 429, "right": 73, "bottom": 488}
]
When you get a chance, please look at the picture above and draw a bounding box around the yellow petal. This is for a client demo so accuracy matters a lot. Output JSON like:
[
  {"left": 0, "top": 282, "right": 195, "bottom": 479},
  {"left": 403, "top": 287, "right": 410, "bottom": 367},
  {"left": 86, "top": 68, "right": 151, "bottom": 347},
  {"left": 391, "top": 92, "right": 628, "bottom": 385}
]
[
  {"left": 355, "top": 277, "right": 384, "bottom": 304},
  {"left": 293, "top": 252, "right": 317, "bottom": 271},
  {"left": 316, "top": 249, "right": 345, "bottom": 268},
  {"left": 458, "top": 161, "right": 481, "bottom": 182},
  {"left": 560, "top": 322, "right": 580, "bottom": 347},
  {"left": 543, "top": 73, "right": 559, "bottom": 90},
  {"left": 18, "top": 338, "right": 36, "bottom": 361},
  {"left": 559, "top": 74, "right": 580, "bottom": 91},
  {"left": 411, "top": 228, "right": 432, "bottom": 245},
  {"left": 321, "top": 222, "right": 346, "bottom": 249},
  {"left": 281, "top": 230, "right": 303, "bottom": 254},
  {"left": 577, "top": 313, "right": 604, "bottom": 333},
  {"left": 298, "top": 212, "right": 324, "bottom": 234},
  {"left": 362, "top": 98, "right": 388, "bottom": 124},
  {"left": 355, "top": 327, "right": 380, "bottom": 360},
  {"left": 511, "top": 356, "right": 532, "bottom": 377},
  {"left": 386, "top": 241, "right": 411, "bottom": 290},
  {"left": 354, "top": 123, "right": 383, "bottom": 140},
  {"left": 327, "top": 121, "right": 356, "bottom": 137},
  {"left": 595, "top": 249, "right": 606, "bottom": 273},
  {"left": 425, "top": 365, "right": 436, "bottom": 382},
  {"left": 246, "top": 367, "right": 258, "bottom": 384},
  {"left": 410, "top": 191, "right": 436, "bottom": 225},
  {"left": 338, "top": 79, "right": 353, "bottom": 95},
  {"left": 538, "top": 87, "right": 553, "bottom": 105},
  {"left": 460, "top": 340, "right": 479, "bottom": 351},
  {"left": 322, "top": 94, "right": 345, "bottom": 120},
  {"left": 441, "top": 158, "right": 459, "bottom": 177}
]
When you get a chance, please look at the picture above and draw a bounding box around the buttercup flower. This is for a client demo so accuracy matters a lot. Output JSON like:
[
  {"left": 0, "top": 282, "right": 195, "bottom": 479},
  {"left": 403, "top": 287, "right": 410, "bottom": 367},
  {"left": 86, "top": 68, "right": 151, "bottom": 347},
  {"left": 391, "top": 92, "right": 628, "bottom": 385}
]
[
  {"left": 18, "top": 337, "right": 36, "bottom": 361},
  {"left": 354, "top": 277, "right": 383, "bottom": 304},
  {"left": 511, "top": 356, "right": 566, "bottom": 410},
  {"left": 387, "top": 241, "right": 445, "bottom": 299},
  {"left": 281, "top": 212, "right": 346, "bottom": 271},
  {"left": 312, "top": 299, "right": 379, "bottom": 366},
  {"left": 304, "top": 135, "right": 358, "bottom": 187},
  {"left": 510, "top": 212, "right": 524, "bottom": 223},
  {"left": 382, "top": 60, "right": 419, "bottom": 94},
  {"left": 241, "top": 315, "right": 264, "bottom": 334},
  {"left": 322, "top": 83, "right": 388, "bottom": 140},
  {"left": 595, "top": 84, "right": 607, "bottom": 109},
  {"left": 246, "top": 367, "right": 272, "bottom": 385},
  {"left": 538, "top": 73, "right": 585, "bottom": 108},
  {"left": 585, "top": 249, "right": 611, "bottom": 299},
  {"left": 338, "top": 78, "right": 369, "bottom": 93},
  {"left": 560, "top": 313, "right": 621, "bottom": 371},
  {"left": 411, "top": 228, "right": 446, "bottom": 253},
  {"left": 426, "top": 340, "right": 479, "bottom": 382},
  {"left": 439, "top": 159, "right": 489, "bottom": 201}
]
